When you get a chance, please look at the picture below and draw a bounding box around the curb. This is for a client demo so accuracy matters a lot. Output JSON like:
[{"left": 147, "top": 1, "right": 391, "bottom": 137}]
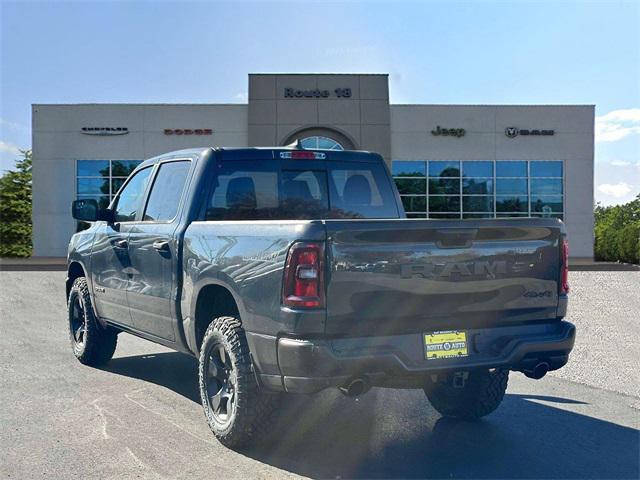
[{"left": 570, "top": 263, "right": 639, "bottom": 272}]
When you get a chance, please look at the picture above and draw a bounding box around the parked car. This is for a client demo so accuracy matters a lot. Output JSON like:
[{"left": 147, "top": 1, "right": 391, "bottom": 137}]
[{"left": 67, "top": 146, "right": 574, "bottom": 447}]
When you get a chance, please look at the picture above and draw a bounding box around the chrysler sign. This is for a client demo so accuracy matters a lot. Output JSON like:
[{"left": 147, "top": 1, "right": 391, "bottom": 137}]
[{"left": 81, "top": 127, "right": 129, "bottom": 136}]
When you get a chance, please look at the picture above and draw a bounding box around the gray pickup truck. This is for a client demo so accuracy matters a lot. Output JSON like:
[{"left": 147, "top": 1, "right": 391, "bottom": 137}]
[{"left": 68, "top": 146, "right": 574, "bottom": 447}]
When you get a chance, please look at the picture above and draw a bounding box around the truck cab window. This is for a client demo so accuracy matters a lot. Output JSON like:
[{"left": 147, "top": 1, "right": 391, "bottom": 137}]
[
  {"left": 329, "top": 165, "right": 399, "bottom": 218},
  {"left": 112, "top": 167, "right": 153, "bottom": 222},
  {"left": 280, "top": 170, "right": 329, "bottom": 219},
  {"left": 143, "top": 161, "right": 191, "bottom": 221},
  {"left": 206, "top": 170, "right": 279, "bottom": 220}
]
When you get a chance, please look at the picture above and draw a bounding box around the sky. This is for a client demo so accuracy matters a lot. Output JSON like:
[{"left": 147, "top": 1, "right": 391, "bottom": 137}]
[{"left": 1, "top": 0, "right": 638, "bottom": 205}]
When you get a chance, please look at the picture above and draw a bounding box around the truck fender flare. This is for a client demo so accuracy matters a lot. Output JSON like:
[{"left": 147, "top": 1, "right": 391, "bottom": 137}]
[
  {"left": 66, "top": 258, "right": 107, "bottom": 329},
  {"left": 187, "top": 276, "right": 248, "bottom": 350}
]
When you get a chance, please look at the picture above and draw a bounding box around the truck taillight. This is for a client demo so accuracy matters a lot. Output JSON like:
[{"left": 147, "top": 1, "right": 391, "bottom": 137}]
[
  {"left": 282, "top": 242, "right": 325, "bottom": 308},
  {"left": 560, "top": 238, "right": 570, "bottom": 295}
]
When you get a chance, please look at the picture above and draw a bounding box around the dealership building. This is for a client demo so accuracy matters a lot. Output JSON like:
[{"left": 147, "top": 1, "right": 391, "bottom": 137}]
[{"left": 32, "top": 73, "right": 595, "bottom": 258}]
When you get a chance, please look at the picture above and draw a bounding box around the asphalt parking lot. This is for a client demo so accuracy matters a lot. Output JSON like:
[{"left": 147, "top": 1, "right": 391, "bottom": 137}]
[{"left": 1, "top": 271, "right": 638, "bottom": 479}]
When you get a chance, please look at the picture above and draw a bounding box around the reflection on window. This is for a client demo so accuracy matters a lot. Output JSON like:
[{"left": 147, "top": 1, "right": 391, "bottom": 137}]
[
  {"left": 496, "top": 161, "right": 527, "bottom": 177},
  {"left": 76, "top": 159, "right": 143, "bottom": 230},
  {"left": 392, "top": 161, "right": 426, "bottom": 177},
  {"left": 531, "top": 178, "right": 563, "bottom": 195},
  {"left": 496, "top": 195, "right": 529, "bottom": 212},
  {"left": 392, "top": 160, "right": 564, "bottom": 219},
  {"left": 462, "top": 161, "right": 493, "bottom": 177},
  {"left": 496, "top": 178, "right": 528, "bottom": 195},
  {"left": 113, "top": 167, "right": 153, "bottom": 222},
  {"left": 531, "top": 161, "right": 562, "bottom": 177},
  {"left": 143, "top": 161, "right": 191, "bottom": 221},
  {"left": 76, "top": 159, "right": 142, "bottom": 202},
  {"left": 463, "top": 178, "right": 493, "bottom": 194},
  {"left": 429, "top": 161, "right": 460, "bottom": 178}
]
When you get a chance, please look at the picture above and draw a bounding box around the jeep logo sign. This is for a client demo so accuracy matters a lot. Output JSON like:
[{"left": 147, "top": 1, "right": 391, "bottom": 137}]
[{"left": 431, "top": 126, "right": 466, "bottom": 138}]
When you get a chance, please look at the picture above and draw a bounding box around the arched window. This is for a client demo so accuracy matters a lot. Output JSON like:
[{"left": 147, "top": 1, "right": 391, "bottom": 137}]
[{"left": 299, "top": 136, "right": 344, "bottom": 151}]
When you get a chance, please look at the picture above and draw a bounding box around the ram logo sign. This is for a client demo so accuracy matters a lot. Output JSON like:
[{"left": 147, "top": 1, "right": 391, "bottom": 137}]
[{"left": 400, "top": 260, "right": 509, "bottom": 279}]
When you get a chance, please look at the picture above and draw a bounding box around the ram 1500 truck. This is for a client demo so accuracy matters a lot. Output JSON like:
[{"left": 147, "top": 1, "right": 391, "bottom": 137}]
[{"left": 68, "top": 146, "right": 574, "bottom": 447}]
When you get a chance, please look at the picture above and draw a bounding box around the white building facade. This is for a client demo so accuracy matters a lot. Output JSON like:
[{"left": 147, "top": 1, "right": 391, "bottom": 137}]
[{"left": 32, "top": 74, "right": 594, "bottom": 258}]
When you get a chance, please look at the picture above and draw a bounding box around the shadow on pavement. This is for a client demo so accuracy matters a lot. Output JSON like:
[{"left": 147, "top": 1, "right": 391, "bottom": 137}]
[{"left": 104, "top": 352, "right": 639, "bottom": 479}]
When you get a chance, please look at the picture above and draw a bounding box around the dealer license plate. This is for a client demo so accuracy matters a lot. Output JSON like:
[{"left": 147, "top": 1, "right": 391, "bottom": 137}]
[{"left": 424, "top": 330, "right": 469, "bottom": 360}]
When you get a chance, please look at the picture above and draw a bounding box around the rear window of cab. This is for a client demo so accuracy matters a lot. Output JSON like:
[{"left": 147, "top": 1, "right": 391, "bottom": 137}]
[{"left": 204, "top": 162, "right": 400, "bottom": 220}]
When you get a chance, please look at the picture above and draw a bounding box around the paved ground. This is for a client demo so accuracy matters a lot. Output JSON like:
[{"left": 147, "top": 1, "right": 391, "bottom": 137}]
[{"left": 0, "top": 271, "right": 638, "bottom": 479}]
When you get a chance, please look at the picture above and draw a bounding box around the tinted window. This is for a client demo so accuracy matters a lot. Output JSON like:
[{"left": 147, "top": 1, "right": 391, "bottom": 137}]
[
  {"left": 206, "top": 169, "right": 279, "bottom": 220},
  {"left": 205, "top": 162, "right": 399, "bottom": 220},
  {"left": 531, "top": 161, "right": 562, "bottom": 177},
  {"left": 395, "top": 178, "right": 426, "bottom": 195},
  {"left": 392, "top": 161, "right": 426, "bottom": 177},
  {"left": 429, "top": 178, "right": 459, "bottom": 194},
  {"left": 531, "top": 178, "right": 563, "bottom": 195},
  {"left": 429, "top": 161, "right": 460, "bottom": 177},
  {"left": 77, "top": 177, "right": 109, "bottom": 195},
  {"left": 111, "top": 160, "right": 142, "bottom": 177},
  {"left": 463, "top": 178, "right": 493, "bottom": 194},
  {"left": 77, "top": 160, "right": 109, "bottom": 177},
  {"left": 280, "top": 170, "right": 329, "bottom": 219},
  {"left": 144, "top": 161, "right": 191, "bottom": 221},
  {"left": 496, "top": 161, "right": 527, "bottom": 177},
  {"left": 531, "top": 195, "right": 563, "bottom": 213},
  {"left": 463, "top": 196, "right": 493, "bottom": 212},
  {"left": 329, "top": 165, "right": 398, "bottom": 218},
  {"left": 462, "top": 161, "right": 493, "bottom": 177},
  {"left": 496, "top": 178, "right": 528, "bottom": 194},
  {"left": 496, "top": 195, "right": 528, "bottom": 212},
  {"left": 113, "top": 167, "right": 152, "bottom": 222}
]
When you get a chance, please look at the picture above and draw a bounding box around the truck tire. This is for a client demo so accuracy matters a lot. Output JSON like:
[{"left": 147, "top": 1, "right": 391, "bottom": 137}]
[
  {"left": 198, "top": 316, "right": 279, "bottom": 448},
  {"left": 68, "top": 277, "right": 117, "bottom": 366},
  {"left": 425, "top": 369, "right": 509, "bottom": 419}
]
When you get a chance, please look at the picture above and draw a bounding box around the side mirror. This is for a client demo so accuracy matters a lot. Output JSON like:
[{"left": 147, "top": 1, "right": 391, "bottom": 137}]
[{"left": 72, "top": 199, "right": 114, "bottom": 223}]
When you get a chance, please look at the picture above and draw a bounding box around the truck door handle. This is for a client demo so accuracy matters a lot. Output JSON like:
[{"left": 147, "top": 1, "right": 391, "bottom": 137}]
[
  {"left": 114, "top": 239, "right": 128, "bottom": 249},
  {"left": 152, "top": 241, "right": 170, "bottom": 252}
]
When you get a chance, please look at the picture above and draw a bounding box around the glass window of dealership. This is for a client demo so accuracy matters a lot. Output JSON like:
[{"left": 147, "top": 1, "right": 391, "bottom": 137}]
[
  {"left": 76, "top": 160, "right": 142, "bottom": 209},
  {"left": 392, "top": 160, "right": 564, "bottom": 219}
]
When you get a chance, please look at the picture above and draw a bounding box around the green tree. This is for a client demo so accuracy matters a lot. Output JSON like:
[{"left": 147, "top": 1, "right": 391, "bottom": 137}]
[
  {"left": 594, "top": 193, "right": 640, "bottom": 264},
  {"left": 0, "top": 149, "right": 32, "bottom": 257}
]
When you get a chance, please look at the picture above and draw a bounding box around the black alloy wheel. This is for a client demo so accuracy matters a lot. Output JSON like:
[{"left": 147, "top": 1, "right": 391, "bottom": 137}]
[
  {"left": 67, "top": 277, "right": 118, "bottom": 366},
  {"left": 204, "top": 343, "right": 238, "bottom": 426},
  {"left": 198, "top": 316, "right": 280, "bottom": 448},
  {"left": 70, "top": 292, "right": 87, "bottom": 352}
]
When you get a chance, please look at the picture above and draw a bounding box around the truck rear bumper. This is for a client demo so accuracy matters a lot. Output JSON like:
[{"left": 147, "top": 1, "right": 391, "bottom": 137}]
[{"left": 261, "top": 320, "right": 575, "bottom": 394}]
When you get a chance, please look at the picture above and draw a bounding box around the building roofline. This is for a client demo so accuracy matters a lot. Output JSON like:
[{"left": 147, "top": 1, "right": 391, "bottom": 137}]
[
  {"left": 32, "top": 102, "right": 595, "bottom": 107},
  {"left": 32, "top": 103, "right": 247, "bottom": 107},
  {"left": 391, "top": 103, "right": 596, "bottom": 107},
  {"left": 249, "top": 72, "right": 388, "bottom": 76}
]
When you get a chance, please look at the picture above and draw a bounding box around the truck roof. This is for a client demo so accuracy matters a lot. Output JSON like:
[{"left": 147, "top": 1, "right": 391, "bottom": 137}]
[{"left": 137, "top": 146, "right": 384, "bottom": 170}]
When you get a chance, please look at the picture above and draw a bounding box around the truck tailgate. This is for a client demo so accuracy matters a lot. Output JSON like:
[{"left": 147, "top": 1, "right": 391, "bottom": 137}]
[{"left": 324, "top": 218, "right": 564, "bottom": 336}]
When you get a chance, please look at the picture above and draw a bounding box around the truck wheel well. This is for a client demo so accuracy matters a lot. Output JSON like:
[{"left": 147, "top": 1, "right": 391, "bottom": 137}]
[
  {"left": 195, "top": 285, "right": 240, "bottom": 350},
  {"left": 66, "top": 262, "right": 85, "bottom": 299}
]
